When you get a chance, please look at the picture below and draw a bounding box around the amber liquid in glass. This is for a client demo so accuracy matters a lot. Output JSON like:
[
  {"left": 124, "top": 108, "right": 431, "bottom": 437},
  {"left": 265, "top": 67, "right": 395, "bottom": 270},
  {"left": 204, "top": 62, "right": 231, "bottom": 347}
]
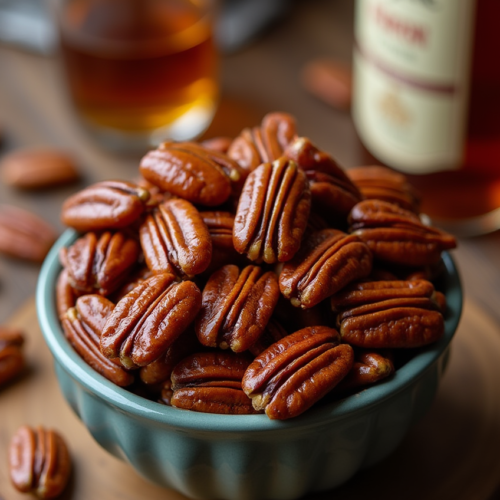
[{"left": 59, "top": 0, "right": 218, "bottom": 144}]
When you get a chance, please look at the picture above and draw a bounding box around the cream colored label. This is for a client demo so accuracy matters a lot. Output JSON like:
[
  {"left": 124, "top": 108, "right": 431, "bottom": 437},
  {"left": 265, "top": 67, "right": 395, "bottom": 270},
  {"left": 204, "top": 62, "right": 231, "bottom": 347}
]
[{"left": 353, "top": 0, "right": 476, "bottom": 173}]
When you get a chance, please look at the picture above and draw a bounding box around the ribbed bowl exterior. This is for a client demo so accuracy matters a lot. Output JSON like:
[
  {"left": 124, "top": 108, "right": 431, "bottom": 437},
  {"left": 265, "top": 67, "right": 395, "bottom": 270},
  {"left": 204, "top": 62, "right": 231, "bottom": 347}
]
[{"left": 37, "top": 230, "right": 462, "bottom": 500}]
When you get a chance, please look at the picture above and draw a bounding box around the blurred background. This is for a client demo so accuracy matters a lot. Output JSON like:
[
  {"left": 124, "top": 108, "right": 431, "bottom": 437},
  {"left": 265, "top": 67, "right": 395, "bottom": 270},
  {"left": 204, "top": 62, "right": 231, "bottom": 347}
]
[{"left": 1, "top": 1, "right": 500, "bottom": 498}]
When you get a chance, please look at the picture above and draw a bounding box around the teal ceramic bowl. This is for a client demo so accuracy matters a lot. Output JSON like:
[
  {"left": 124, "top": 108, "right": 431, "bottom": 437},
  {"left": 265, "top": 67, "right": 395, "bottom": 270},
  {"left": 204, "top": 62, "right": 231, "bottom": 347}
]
[{"left": 37, "top": 230, "right": 462, "bottom": 500}]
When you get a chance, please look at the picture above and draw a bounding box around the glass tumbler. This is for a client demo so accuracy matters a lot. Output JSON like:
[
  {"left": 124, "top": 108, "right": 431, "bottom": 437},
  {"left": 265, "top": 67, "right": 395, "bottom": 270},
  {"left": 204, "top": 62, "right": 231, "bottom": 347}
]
[{"left": 58, "top": 0, "right": 219, "bottom": 152}]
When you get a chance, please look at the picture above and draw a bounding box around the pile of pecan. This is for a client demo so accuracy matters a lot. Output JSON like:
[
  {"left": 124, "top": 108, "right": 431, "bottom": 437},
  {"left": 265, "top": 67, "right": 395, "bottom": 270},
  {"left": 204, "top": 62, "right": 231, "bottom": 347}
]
[{"left": 56, "top": 112, "right": 457, "bottom": 420}]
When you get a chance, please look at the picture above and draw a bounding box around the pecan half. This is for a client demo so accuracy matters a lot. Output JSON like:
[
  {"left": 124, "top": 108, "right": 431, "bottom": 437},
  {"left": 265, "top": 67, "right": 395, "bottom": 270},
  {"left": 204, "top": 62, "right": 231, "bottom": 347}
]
[
  {"left": 233, "top": 158, "right": 311, "bottom": 264},
  {"left": 56, "top": 269, "right": 77, "bottom": 320},
  {"left": 347, "top": 166, "right": 420, "bottom": 214},
  {"left": 9, "top": 426, "right": 71, "bottom": 499},
  {"left": 0, "top": 148, "right": 79, "bottom": 190},
  {"left": 285, "top": 137, "right": 362, "bottom": 222},
  {"left": 331, "top": 280, "right": 444, "bottom": 348},
  {"left": 61, "top": 180, "right": 150, "bottom": 232},
  {"left": 170, "top": 351, "right": 258, "bottom": 415},
  {"left": 62, "top": 296, "right": 134, "bottom": 387},
  {"left": 242, "top": 326, "right": 354, "bottom": 419},
  {"left": 280, "top": 229, "right": 372, "bottom": 309},
  {"left": 60, "top": 231, "right": 140, "bottom": 296},
  {"left": 196, "top": 265, "right": 280, "bottom": 352},
  {"left": 0, "top": 326, "right": 25, "bottom": 349},
  {"left": 0, "top": 204, "right": 57, "bottom": 263},
  {"left": 0, "top": 327, "right": 25, "bottom": 387},
  {"left": 140, "top": 142, "right": 241, "bottom": 206},
  {"left": 335, "top": 350, "right": 395, "bottom": 392},
  {"left": 100, "top": 273, "right": 202, "bottom": 368},
  {"left": 227, "top": 112, "right": 297, "bottom": 173},
  {"left": 349, "top": 200, "right": 457, "bottom": 266},
  {"left": 140, "top": 199, "right": 212, "bottom": 278}
]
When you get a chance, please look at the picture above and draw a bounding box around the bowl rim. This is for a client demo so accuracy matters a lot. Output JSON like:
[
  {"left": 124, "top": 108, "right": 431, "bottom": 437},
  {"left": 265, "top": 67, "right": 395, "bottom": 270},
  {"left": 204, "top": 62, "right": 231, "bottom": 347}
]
[{"left": 37, "top": 229, "right": 463, "bottom": 433}]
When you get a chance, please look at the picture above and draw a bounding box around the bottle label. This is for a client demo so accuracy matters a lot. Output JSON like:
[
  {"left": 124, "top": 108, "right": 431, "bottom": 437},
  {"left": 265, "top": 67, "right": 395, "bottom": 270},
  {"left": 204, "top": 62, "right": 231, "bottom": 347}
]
[{"left": 353, "top": 0, "right": 476, "bottom": 173}]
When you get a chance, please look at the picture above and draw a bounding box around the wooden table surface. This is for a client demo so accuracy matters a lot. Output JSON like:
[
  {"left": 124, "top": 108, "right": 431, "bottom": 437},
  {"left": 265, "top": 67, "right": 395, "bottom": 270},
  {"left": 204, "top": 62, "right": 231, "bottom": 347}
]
[{"left": 1, "top": 0, "right": 500, "bottom": 498}]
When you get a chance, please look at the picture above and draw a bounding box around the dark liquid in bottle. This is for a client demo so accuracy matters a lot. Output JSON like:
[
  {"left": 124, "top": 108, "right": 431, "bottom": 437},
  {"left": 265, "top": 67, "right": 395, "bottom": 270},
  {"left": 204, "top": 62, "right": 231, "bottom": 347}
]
[{"left": 360, "top": 0, "right": 500, "bottom": 223}]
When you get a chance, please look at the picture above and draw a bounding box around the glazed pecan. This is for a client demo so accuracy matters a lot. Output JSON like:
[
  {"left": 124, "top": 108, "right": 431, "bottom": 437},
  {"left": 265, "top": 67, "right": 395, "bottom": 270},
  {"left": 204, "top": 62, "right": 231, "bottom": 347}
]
[
  {"left": 196, "top": 265, "right": 280, "bottom": 352},
  {"left": 242, "top": 326, "right": 354, "bottom": 419},
  {"left": 56, "top": 269, "right": 77, "bottom": 320},
  {"left": 330, "top": 279, "right": 437, "bottom": 311},
  {"left": 101, "top": 273, "right": 202, "bottom": 368},
  {"left": 62, "top": 296, "right": 134, "bottom": 387},
  {"left": 60, "top": 231, "right": 140, "bottom": 296},
  {"left": 0, "top": 204, "right": 57, "bottom": 263},
  {"left": 140, "top": 142, "right": 241, "bottom": 206},
  {"left": 335, "top": 350, "right": 395, "bottom": 392},
  {"left": 280, "top": 229, "right": 372, "bottom": 309},
  {"left": 140, "top": 198, "right": 212, "bottom": 278},
  {"left": 349, "top": 200, "right": 457, "bottom": 266},
  {"left": 0, "top": 326, "right": 25, "bottom": 387},
  {"left": 139, "top": 327, "right": 199, "bottom": 386},
  {"left": 227, "top": 112, "right": 297, "bottom": 173},
  {"left": 9, "top": 426, "right": 71, "bottom": 499},
  {"left": 0, "top": 326, "right": 24, "bottom": 348},
  {"left": 0, "top": 148, "right": 79, "bottom": 190},
  {"left": 170, "top": 351, "right": 258, "bottom": 414},
  {"left": 347, "top": 166, "right": 420, "bottom": 213},
  {"left": 285, "top": 137, "right": 362, "bottom": 222},
  {"left": 331, "top": 280, "right": 444, "bottom": 348},
  {"left": 300, "top": 58, "right": 352, "bottom": 111},
  {"left": 61, "top": 180, "right": 150, "bottom": 232},
  {"left": 233, "top": 158, "right": 311, "bottom": 264}
]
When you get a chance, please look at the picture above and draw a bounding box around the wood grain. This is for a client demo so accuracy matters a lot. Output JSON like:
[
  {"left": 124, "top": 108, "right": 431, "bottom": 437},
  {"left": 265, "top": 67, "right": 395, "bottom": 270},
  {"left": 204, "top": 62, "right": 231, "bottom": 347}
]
[{"left": 1, "top": 298, "right": 500, "bottom": 499}]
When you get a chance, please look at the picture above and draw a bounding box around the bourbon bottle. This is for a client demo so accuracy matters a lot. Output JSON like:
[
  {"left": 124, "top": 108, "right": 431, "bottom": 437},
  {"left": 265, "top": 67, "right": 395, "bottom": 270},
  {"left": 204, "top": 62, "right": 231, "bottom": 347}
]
[{"left": 353, "top": 0, "right": 500, "bottom": 232}]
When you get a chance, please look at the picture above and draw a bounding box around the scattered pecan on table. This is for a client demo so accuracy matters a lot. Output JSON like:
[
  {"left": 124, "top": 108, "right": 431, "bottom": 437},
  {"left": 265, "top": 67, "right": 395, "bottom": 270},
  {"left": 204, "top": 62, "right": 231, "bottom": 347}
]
[
  {"left": 0, "top": 148, "right": 79, "bottom": 190},
  {"left": 0, "top": 326, "right": 25, "bottom": 387},
  {"left": 0, "top": 204, "right": 57, "bottom": 263},
  {"left": 9, "top": 425, "right": 71, "bottom": 499}
]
